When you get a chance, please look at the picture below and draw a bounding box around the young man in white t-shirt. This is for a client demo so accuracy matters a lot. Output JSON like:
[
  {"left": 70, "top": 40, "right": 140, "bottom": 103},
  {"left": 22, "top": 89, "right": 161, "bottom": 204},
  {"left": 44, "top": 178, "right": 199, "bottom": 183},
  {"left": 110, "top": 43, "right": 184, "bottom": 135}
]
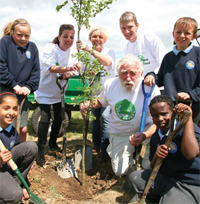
[
  {"left": 80, "top": 54, "right": 160, "bottom": 176},
  {"left": 119, "top": 11, "right": 166, "bottom": 76}
]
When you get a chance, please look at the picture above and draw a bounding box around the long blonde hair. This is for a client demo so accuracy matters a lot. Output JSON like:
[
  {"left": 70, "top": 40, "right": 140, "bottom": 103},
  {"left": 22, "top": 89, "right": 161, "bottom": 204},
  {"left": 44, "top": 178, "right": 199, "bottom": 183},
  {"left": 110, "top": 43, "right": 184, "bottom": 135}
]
[{"left": 1, "top": 18, "right": 31, "bottom": 38}]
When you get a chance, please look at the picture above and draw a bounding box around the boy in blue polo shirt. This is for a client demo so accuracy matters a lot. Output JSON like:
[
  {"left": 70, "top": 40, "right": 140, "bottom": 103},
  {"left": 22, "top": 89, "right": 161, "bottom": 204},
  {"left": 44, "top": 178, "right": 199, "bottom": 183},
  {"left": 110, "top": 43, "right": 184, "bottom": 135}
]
[
  {"left": 124, "top": 95, "right": 200, "bottom": 204},
  {"left": 144, "top": 17, "right": 200, "bottom": 127}
]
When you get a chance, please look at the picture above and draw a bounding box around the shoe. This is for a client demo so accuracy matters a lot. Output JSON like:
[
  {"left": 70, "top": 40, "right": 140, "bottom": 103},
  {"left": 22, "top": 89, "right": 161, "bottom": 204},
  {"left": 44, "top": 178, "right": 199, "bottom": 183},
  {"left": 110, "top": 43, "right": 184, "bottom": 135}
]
[
  {"left": 49, "top": 143, "right": 62, "bottom": 152},
  {"left": 36, "top": 150, "right": 45, "bottom": 166}
]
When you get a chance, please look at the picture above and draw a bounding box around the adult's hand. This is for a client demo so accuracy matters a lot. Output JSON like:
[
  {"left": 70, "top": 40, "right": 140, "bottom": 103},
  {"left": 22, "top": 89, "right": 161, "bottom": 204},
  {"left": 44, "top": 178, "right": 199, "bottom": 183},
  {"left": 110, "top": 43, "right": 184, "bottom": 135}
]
[
  {"left": 67, "top": 62, "right": 81, "bottom": 72},
  {"left": 79, "top": 101, "right": 90, "bottom": 119},
  {"left": 129, "top": 132, "right": 146, "bottom": 146},
  {"left": 62, "top": 72, "right": 73, "bottom": 79},
  {"left": 76, "top": 40, "right": 90, "bottom": 52}
]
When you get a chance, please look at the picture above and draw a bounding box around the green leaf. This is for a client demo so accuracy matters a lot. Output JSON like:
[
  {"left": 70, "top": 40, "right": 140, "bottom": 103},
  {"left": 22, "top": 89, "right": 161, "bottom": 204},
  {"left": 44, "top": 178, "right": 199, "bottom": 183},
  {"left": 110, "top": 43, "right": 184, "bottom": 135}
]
[{"left": 56, "top": 1, "right": 68, "bottom": 12}]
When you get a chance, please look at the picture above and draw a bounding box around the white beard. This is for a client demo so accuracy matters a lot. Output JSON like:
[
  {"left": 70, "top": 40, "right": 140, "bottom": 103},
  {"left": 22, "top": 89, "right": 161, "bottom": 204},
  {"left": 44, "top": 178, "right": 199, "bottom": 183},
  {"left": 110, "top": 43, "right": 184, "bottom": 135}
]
[{"left": 119, "top": 77, "right": 140, "bottom": 92}]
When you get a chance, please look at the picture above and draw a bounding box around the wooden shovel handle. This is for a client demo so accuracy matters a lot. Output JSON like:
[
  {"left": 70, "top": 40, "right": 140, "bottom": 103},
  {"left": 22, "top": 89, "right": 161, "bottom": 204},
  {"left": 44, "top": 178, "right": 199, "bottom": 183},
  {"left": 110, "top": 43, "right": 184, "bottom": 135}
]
[
  {"left": 140, "top": 110, "right": 191, "bottom": 202},
  {"left": 0, "top": 140, "right": 18, "bottom": 171},
  {"left": 16, "top": 97, "right": 26, "bottom": 133}
]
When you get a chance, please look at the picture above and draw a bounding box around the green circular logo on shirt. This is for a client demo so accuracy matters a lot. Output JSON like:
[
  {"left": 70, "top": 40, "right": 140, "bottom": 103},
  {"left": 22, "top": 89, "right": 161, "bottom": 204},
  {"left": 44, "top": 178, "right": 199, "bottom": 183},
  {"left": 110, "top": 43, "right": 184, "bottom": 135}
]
[{"left": 115, "top": 99, "right": 136, "bottom": 121}]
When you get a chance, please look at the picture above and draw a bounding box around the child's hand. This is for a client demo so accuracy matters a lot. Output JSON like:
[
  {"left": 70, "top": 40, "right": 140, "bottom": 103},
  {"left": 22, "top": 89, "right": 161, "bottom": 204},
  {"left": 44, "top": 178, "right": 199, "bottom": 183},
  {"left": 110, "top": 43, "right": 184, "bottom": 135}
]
[
  {"left": 21, "top": 87, "right": 30, "bottom": 96},
  {"left": 129, "top": 133, "right": 146, "bottom": 146},
  {"left": 174, "top": 103, "right": 192, "bottom": 119},
  {"left": 13, "top": 85, "right": 23, "bottom": 95},
  {"left": 177, "top": 92, "right": 190, "bottom": 100},
  {"left": 156, "top": 144, "right": 169, "bottom": 159},
  {"left": 22, "top": 188, "right": 30, "bottom": 200},
  {"left": 0, "top": 149, "right": 12, "bottom": 166},
  {"left": 144, "top": 75, "right": 155, "bottom": 87}
]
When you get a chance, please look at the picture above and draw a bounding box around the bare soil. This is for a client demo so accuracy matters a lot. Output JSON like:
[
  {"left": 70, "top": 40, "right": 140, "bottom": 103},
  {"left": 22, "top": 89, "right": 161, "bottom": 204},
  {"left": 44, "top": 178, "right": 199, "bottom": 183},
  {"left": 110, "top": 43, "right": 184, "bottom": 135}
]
[{"left": 26, "top": 137, "right": 133, "bottom": 204}]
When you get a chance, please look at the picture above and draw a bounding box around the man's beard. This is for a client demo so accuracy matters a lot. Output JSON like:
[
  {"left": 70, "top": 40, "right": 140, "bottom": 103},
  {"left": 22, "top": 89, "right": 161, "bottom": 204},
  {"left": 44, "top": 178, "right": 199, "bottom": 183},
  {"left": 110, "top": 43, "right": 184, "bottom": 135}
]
[{"left": 119, "top": 77, "right": 140, "bottom": 92}]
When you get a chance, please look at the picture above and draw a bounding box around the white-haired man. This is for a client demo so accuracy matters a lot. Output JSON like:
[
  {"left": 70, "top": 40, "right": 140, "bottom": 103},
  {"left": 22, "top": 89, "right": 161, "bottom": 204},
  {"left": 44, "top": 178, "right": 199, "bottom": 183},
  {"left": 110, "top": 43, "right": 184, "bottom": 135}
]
[{"left": 80, "top": 54, "right": 160, "bottom": 176}]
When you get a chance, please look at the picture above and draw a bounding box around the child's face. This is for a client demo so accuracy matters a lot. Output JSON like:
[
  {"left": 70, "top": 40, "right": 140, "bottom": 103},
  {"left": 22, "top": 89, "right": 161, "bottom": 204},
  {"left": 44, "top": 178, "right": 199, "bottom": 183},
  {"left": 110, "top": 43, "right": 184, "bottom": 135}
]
[
  {"left": 0, "top": 97, "right": 18, "bottom": 129},
  {"left": 58, "top": 29, "right": 74, "bottom": 51},
  {"left": 150, "top": 102, "right": 173, "bottom": 134},
  {"left": 12, "top": 25, "right": 31, "bottom": 48},
  {"left": 173, "top": 24, "right": 197, "bottom": 51}
]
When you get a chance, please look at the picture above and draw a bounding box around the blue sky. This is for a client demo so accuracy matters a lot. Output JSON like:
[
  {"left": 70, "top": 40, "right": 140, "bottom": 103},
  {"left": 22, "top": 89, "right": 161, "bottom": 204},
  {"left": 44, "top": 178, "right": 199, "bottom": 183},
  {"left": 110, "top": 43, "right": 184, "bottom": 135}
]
[{"left": 1, "top": 0, "right": 199, "bottom": 59}]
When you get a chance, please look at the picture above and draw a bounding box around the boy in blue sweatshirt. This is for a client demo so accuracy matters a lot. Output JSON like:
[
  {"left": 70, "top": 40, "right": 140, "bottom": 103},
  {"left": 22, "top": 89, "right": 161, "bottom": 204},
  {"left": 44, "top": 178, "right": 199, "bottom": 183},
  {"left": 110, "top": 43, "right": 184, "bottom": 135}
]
[{"left": 144, "top": 17, "right": 200, "bottom": 127}]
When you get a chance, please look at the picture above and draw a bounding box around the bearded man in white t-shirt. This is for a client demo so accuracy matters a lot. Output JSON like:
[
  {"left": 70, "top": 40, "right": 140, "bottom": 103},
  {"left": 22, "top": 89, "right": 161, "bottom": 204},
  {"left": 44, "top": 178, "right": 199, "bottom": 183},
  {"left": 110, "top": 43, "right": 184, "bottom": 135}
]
[{"left": 80, "top": 54, "right": 160, "bottom": 176}]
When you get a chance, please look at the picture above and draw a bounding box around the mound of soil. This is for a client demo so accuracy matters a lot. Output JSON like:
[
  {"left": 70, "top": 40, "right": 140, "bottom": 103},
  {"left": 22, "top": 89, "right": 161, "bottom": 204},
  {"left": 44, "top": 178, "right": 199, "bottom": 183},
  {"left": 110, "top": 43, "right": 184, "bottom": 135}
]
[{"left": 27, "top": 145, "right": 126, "bottom": 204}]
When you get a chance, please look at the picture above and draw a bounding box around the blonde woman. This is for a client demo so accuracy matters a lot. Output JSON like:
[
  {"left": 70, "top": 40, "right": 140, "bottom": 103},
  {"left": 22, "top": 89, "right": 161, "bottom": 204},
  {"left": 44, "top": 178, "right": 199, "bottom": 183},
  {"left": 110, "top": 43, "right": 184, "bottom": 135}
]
[{"left": 77, "top": 26, "right": 116, "bottom": 162}]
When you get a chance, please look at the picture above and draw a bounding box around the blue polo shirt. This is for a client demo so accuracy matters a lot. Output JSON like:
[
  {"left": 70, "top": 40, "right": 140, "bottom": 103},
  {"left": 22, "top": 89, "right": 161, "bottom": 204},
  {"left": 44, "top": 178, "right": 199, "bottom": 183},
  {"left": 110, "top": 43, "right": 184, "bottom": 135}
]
[{"left": 150, "top": 122, "right": 200, "bottom": 186}]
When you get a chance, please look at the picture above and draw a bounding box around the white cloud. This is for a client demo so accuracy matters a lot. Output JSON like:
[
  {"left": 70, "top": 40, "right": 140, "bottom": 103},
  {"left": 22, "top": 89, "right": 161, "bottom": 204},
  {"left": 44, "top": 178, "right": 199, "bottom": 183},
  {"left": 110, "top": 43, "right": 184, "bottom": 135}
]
[{"left": 0, "top": 0, "right": 200, "bottom": 59}]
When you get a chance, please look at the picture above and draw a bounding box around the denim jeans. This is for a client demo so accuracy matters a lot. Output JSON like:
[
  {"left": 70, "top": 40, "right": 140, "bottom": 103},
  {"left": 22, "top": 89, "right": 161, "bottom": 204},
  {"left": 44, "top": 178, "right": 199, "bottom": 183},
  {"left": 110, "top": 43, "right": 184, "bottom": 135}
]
[{"left": 91, "top": 106, "right": 110, "bottom": 155}]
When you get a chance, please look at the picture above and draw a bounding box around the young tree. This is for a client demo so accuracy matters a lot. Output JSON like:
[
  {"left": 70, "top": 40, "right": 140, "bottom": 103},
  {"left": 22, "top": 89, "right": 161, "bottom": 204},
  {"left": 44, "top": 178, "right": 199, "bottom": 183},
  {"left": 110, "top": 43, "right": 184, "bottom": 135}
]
[{"left": 56, "top": 0, "right": 116, "bottom": 186}]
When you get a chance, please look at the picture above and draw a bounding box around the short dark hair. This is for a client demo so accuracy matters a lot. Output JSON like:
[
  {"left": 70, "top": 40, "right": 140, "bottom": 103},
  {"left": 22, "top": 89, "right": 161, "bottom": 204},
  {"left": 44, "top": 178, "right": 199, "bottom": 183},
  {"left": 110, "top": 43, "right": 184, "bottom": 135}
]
[
  {"left": 0, "top": 92, "right": 18, "bottom": 104},
  {"left": 149, "top": 95, "right": 174, "bottom": 112}
]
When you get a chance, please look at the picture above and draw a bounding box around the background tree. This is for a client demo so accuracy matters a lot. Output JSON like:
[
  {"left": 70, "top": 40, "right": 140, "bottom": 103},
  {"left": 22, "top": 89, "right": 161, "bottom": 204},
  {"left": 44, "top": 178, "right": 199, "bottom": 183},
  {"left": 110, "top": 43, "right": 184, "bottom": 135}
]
[{"left": 56, "top": 0, "right": 116, "bottom": 186}]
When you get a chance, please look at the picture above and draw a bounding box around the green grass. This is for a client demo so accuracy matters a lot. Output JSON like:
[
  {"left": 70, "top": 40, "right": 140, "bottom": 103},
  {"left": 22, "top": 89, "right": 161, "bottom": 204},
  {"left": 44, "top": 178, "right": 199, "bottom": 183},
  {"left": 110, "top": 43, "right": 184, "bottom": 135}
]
[
  {"left": 27, "top": 110, "right": 35, "bottom": 136},
  {"left": 27, "top": 110, "right": 92, "bottom": 140}
]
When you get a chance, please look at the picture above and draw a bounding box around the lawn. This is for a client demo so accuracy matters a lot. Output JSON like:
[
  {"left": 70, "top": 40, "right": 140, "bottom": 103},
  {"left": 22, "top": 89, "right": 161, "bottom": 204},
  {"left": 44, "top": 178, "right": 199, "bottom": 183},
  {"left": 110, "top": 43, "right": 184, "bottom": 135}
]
[{"left": 27, "top": 110, "right": 92, "bottom": 141}]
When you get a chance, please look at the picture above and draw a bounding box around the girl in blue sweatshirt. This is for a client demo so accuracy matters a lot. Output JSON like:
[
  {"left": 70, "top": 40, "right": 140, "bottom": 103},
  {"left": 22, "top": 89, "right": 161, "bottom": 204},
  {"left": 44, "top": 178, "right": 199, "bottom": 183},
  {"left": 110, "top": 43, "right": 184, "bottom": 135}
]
[{"left": 0, "top": 18, "right": 40, "bottom": 141}]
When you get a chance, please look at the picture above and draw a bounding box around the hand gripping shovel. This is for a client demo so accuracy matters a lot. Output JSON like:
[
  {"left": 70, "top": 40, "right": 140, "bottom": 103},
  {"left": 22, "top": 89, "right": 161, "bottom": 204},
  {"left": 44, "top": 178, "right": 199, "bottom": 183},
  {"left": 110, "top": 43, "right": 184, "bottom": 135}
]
[
  {"left": 129, "top": 109, "right": 191, "bottom": 204},
  {"left": 0, "top": 140, "right": 46, "bottom": 204},
  {"left": 55, "top": 76, "right": 78, "bottom": 179},
  {"left": 134, "top": 81, "right": 155, "bottom": 170}
]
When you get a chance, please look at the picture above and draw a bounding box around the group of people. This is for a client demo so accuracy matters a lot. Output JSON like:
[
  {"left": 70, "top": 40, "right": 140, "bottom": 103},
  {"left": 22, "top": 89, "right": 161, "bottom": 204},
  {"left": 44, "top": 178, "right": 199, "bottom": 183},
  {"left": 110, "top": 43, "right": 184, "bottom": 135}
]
[{"left": 0, "top": 10, "right": 199, "bottom": 204}]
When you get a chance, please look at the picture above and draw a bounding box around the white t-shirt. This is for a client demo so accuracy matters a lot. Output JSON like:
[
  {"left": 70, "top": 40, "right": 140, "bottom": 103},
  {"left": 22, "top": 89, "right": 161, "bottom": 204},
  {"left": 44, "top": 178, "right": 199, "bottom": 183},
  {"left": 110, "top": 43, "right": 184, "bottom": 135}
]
[
  {"left": 86, "top": 47, "right": 116, "bottom": 95},
  {"left": 124, "top": 32, "right": 166, "bottom": 76},
  {"left": 99, "top": 77, "right": 160, "bottom": 134},
  {"left": 81, "top": 46, "right": 116, "bottom": 95},
  {"left": 35, "top": 43, "right": 77, "bottom": 104},
  {"left": 98, "top": 47, "right": 116, "bottom": 85}
]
